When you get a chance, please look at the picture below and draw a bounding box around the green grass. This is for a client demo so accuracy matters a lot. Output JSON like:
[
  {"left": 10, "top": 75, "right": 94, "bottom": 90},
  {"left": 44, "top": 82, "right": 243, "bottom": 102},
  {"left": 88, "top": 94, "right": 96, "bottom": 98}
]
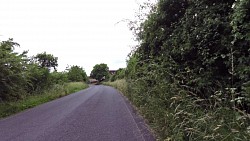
[
  {"left": 104, "top": 79, "right": 250, "bottom": 140},
  {"left": 64, "top": 82, "right": 88, "bottom": 94},
  {"left": 103, "top": 79, "right": 128, "bottom": 95},
  {"left": 0, "top": 82, "right": 88, "bottom": 118}
]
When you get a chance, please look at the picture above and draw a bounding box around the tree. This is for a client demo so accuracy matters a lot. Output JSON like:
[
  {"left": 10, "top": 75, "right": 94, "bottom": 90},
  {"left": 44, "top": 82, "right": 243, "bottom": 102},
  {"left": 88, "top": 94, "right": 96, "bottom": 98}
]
[
  {"left": 110, "top": 68, "right": 125, "bottom": 82},
  {"left": 0, "top": 39, "right": 28, "bottom": 100},
  {"left": 50, "top": 71, "right": 68, "bottom": 84},
  {"left": 25, "top": 52, "right": 58, "bottom": 92},
  {"left": 67, "top": 65, "right": 87, "bottom": 82},
  {"left": 34, "top": 52, "right": 58, "bottom": 71},
  {"left": 90, "top": 63, "right": 109, "bottom": 81},
  {"left": 26, "top": 63, "right": 51, "bottom": 92}
]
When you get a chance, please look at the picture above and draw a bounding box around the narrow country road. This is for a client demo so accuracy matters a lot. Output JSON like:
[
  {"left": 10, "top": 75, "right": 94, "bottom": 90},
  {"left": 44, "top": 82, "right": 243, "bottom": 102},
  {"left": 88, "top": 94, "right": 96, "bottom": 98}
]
[{"left": 0, "top": 85, "right": 155, "bottom": 141}]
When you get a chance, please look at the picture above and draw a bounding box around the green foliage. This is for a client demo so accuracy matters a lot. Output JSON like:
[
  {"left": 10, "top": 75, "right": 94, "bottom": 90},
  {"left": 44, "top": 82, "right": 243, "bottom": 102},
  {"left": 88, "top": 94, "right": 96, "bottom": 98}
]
[
  {"left": 0, "top": 39, "right": 28, "bottom": 101},
  {"left": 26, "top": 52, "right": 60, "bottom": 92},
  {"left": 0, "top": 82, "right": 88, "bottom": 118},
  {"left": 231, "top": 0, "right": 250, "bottom": 43},
  {"left": 0, "top": 38, "right": 87, "bottom": 104},
  {"left": 110, "top": 68, "right": 125, "bottom": 82},
  {"left": 230, "top": 0, "right": 250, "bottom": 88},
  {"left": 34, "top": 52, "right": 58, "bottom": 71},
  {"left": 125, "top": 0, "right": 250, "bottom": 140},
  {"left": 104, "top": 79, "right": 128, "bottom": 94},
  {"left": 64, "top": 82, "right": 88, "bottom": 94},
  {"left": 90, "top": 63, "right": 110, "bottom": 81},
  {"left": 67, "top": 65, "right": 87, "bottom": 82},
  {"left": 126, "top": 62, "right": 250, "bottom": 140},
  {"left": 26, "top": 63, "right": 51, "bottom": 92},
  {"left": 125, "top": 54, "right": 138, "bottom": 80},
  {"left": 50, "top": 71, "right": 68, "bottom": 84}
]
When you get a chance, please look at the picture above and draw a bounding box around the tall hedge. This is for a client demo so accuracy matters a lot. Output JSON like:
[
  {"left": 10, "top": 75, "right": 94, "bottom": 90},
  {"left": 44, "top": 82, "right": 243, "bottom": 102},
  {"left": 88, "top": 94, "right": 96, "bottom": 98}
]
[
  {"left": 129, "top": 0, "right": 250, "bottom": 108},
  {"left": 126, "top": 0, "right": 250, "bottom": 140}
]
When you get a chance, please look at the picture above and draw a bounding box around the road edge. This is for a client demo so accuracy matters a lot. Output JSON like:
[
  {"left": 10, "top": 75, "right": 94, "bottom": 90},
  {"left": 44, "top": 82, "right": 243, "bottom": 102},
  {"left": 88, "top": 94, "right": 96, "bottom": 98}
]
[{"left": 107, "top": 85, "right": 156, "bottom": 141}]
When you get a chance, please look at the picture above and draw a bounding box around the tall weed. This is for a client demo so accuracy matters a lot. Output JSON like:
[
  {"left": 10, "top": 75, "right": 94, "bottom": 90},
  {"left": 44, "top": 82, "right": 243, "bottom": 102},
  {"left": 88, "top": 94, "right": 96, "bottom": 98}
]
[
  {"left": 103, "top": 79, "right": 128, "bottom": 95},
  {"left": 127, "top": 74, "right": 250, "bottom": 140}
]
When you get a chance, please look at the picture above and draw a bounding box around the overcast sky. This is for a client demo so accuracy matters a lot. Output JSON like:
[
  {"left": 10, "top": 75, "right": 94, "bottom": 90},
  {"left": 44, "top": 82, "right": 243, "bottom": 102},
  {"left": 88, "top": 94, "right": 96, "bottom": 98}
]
[{"left": 0, "top": 0, "right": 151, "bottom": 75}]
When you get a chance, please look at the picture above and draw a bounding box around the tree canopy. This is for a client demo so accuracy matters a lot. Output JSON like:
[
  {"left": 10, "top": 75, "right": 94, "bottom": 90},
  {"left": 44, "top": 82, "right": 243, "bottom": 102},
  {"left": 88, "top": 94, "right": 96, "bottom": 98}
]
[
  {"left": 90, "top": 63, "right": 109, "bottom": 81},
  {"left": 35, "top": 52, "right": 58, "bottom": 71},
  {"left": 0, "top": 39, "right": 28, "bottom": 100},
  {"left": 67, "top": 65, "right": 87, "bottom": 82}
]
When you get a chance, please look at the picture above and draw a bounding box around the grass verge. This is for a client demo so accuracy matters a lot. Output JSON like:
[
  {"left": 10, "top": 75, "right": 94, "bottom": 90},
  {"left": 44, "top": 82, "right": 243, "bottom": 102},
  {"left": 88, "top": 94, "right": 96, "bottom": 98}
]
[
  {"left": 103, "top": 79, "right": 128, "bottom": 95},
  {"left": 104, "top": 79, "right": 250, "bottom": 140},
  {"left": 0, "top": 82, "right": 88, "bottom": 119}
]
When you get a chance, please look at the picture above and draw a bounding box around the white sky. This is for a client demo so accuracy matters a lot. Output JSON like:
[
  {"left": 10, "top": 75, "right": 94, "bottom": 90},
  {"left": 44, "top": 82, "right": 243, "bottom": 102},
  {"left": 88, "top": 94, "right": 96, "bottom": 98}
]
[{"left": 0, "top": 0, "right": 149, "bottom": 75}]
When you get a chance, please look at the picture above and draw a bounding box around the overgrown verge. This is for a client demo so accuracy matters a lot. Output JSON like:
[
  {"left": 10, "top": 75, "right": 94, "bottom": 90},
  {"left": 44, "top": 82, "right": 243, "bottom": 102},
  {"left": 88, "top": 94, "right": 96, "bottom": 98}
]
[
  {"left": 0, "top": 82, "right": 88, "bottom": 118},
  {"left": 122, "top": 0, "right": 250, "bottom": 140},
  {"left": 103, "top": 79, "right": 128, "bottom": 94},
  {"left": 127, "top": 77, "right": 250, "bottom": 140},
  {"left": 104, "top": 79, "right": 250, "bottom": 140}
]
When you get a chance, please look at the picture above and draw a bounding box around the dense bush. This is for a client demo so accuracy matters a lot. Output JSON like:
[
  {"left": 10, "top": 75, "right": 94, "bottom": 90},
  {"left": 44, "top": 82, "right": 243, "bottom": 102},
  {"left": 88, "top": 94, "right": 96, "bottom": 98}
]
[
  {"left": 125, "top": 0, "right": 250, "bottom": 140},
  {"left": 67, "top": 65, "right": 87, "bottom": 82},
  {"left": 0, "top": 38, "right": 80, "bottom": 101},
  {"left": 50, "top": 71, "right": 69, "bottom": 85},
  {"left": 110, "top": 68, "right": 125, "bottom": 82},
  {"left": 90, "top": 63, "right": 110, "bottom": 81},
  {"left": 0, "top": 39, "right": 28, "bottom": 101}
]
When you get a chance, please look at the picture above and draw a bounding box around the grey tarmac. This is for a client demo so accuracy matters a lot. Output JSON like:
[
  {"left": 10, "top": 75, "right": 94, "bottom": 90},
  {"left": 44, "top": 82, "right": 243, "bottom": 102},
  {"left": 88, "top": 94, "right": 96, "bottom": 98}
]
[{"left": 0, "top": 85, "right": 155, "bottom": 141}]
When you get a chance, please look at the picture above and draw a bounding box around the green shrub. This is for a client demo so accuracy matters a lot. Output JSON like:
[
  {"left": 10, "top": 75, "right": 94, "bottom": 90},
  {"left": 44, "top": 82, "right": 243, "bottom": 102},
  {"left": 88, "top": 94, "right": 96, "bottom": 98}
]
[
  {"left": 0, "top": 39, "right": 29, "bottom": 101},
  {"left": 67, "top": 65, "right": 88, "bottom": 82},
  {"left": 124, "top": 0, "right": 250, "bottom": 140}
]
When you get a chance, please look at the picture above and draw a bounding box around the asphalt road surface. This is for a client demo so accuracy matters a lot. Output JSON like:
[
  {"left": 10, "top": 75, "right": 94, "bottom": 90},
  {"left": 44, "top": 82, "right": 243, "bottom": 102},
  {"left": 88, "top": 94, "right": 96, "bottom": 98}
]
[{"left": 0, "top": 85, "right": 155, "bottom": 141}]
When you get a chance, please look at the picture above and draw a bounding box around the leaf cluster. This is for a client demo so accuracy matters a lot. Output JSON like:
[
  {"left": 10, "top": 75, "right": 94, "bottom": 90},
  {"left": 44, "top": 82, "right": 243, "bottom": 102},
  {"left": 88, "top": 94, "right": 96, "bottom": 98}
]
[{"left": 125, "top": 0, "right": 250, "bottom": 140}]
